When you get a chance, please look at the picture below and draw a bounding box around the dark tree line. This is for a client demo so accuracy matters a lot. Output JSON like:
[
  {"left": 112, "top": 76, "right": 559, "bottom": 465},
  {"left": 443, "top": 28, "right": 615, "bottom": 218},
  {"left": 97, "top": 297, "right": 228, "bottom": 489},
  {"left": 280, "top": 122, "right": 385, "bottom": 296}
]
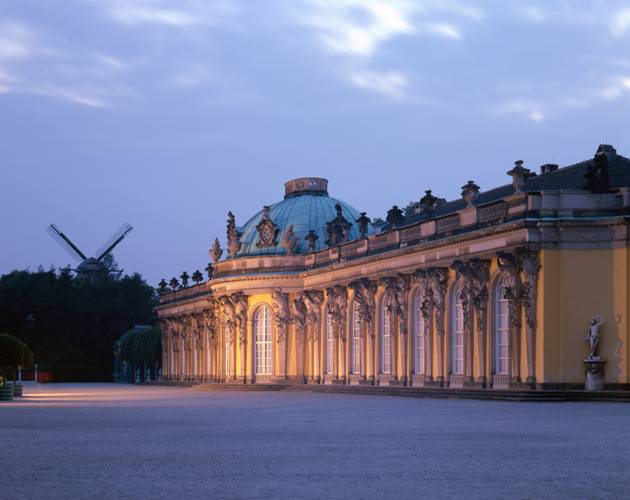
[{"left": 0, "top": 267, "right": 157, "bottom": 381}]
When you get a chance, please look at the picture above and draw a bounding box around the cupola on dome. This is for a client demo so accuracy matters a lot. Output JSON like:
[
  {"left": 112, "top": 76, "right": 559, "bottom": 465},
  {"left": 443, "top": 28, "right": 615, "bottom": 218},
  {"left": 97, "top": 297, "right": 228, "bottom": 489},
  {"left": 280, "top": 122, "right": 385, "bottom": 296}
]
[{"left": 235, "top": 177, "right": 373, "bottom": 257}]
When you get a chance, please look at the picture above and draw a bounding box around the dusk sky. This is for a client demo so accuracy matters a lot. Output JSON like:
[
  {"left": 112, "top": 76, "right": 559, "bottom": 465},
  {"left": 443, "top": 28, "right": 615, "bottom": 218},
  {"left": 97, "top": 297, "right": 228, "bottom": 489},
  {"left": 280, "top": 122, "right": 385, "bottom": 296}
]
[{"left": 2, "top": 0, "right": 630, "bottom": 285}]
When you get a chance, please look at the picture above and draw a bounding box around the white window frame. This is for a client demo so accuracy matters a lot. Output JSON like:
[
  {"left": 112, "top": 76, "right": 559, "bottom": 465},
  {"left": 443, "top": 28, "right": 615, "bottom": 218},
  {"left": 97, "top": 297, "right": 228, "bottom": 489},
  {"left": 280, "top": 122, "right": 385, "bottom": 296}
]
[
  {"left": 325, "top": 313, "right": 334, "bottom": 375},
  {"left": 495, "top": 282, "right": 510, "bottom": 375},
  {"left": 380, "top": 297, "right": 391, "bottom": 374},
  {"left": 414, "top": 294, "right": 425, "bottom": 374},
  {"left": 254, "top": 305, "right": 272, "bottom": 376},
  {"left": 451, "top": 284, "right": 464, "bottom": 375},
  {"left": 351, "top": 303, "right": 361, "bottom": 375}
]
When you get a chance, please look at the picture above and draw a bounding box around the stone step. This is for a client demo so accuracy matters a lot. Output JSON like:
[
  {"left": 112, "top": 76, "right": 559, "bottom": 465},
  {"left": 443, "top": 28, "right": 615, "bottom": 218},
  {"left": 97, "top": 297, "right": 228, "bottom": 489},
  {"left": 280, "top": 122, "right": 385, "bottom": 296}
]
[{"left": 187, "top": 382, "right": 630, "bottom": 402}]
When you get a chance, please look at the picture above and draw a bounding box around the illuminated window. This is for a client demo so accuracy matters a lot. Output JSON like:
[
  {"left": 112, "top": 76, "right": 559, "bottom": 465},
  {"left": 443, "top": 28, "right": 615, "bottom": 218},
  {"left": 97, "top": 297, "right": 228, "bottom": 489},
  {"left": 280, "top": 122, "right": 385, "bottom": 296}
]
[
  {"left": 450, "top": 283, "right": 464, "bottom": 375},
  {"left": 325, "top": 313, "right": 334, "bottom": 375},
  {"left": 380, "top": 297, "right": 391, "bottom": 374},
  {"left": 224, "top": 318, "right": 231, "bottom": 376},
  {"left": 351, "top": 303, "right": 361, "bottom": 374},
  {"left": 495, "top": 281, "right": 510, "bottom": 375},
  {"left": 254, "top": 305, "right": 272, "bottom": 376},
  {"left": 414, "top": 293, "right": 425, "bottom": 374}
]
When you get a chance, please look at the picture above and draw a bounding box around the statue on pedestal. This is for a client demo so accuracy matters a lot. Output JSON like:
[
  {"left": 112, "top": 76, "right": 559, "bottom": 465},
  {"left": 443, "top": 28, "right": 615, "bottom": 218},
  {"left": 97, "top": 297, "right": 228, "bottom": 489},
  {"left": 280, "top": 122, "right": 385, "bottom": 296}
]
[
  {"left": 583, "top": 315, "right": 606, "bottom": 391},
  {"left": 584, "top": 315, "right": 603, "bottom": 359}
]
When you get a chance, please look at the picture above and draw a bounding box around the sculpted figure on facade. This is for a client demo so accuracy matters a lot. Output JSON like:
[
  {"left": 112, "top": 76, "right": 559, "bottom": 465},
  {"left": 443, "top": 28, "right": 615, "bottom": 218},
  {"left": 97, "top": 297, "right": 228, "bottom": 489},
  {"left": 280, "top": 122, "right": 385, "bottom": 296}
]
[
  {"left": 271, "top": 290, "right": 290, "bottom": 343},
  {"left": 203, "top": 300, "right": 219, "bottom": 346},
  {"left": 349, "top": 278, "right": 377, "bottom": 335},
  {"left": 226, "top": 211, "right": 242, "bottom": 258},
  {"left": 256, "top": 206, "right": 279, "bottom": 248},
  {"left": 517, "top": 247, "right": 541, "bottom": 384},
  {"left": 325, "top": 285, "right": 348, "bottom": 339},
  {"left": 301, "top": 290, "right": 324, "bottom": 341},
  {"left": 290, "top": 294, "right": 308, "bottom": 345},
  {"left": 209, "top": 238, "right": 223, "bottom": 264},
  {"left": 282, "top": 225, "right": 299, "bottom": 254},
  {"left": 379, "top": 275, "right": 409, "bottom": 335},
  {"left": 232, "top": 292, "right": 248, "bottom": 346},
  {"left": 413, "top": 270, "right": 432, "bottom": 337},
  {"left": 219, "top": 295, "right": 236, "bottom": 344},
  {"left": 426, "top": 268, "right": 449, "bottom": 338}
]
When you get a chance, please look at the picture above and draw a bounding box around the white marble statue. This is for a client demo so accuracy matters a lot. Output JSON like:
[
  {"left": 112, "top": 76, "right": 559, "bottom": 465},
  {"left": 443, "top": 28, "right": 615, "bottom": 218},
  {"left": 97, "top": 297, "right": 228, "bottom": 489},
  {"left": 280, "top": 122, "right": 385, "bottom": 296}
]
[{"left": 585, "top": 315, "right": 603, "bottom": 359}]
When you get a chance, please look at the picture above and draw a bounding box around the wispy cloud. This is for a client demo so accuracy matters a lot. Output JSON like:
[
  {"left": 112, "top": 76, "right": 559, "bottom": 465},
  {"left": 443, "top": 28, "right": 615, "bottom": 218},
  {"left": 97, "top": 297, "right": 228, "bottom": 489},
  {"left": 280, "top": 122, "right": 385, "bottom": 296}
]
[
  {"left": 296, "top": 0, "right": 416, "bottom": 57},
  {"left": 350, "top": 70, "right": 407, "bottom": 99},
  {"left": 610, "top": 8, "right": 630, "bottom": 37},
  {"left": 0, "top": 17, "right": 130, "bottom": 108},
  {"left": 494, "top": 99, "right": 546, "bottom": 123},
  {"left": 94, "top": 0, "right": 239, "bottom": 28}
]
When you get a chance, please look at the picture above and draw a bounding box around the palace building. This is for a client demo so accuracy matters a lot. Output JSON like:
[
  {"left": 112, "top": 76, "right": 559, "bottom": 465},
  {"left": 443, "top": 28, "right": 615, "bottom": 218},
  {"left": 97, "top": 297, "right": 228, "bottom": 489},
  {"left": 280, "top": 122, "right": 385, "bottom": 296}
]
[{"left": 156, "top": 145, "right": 630, "bottom": 390}]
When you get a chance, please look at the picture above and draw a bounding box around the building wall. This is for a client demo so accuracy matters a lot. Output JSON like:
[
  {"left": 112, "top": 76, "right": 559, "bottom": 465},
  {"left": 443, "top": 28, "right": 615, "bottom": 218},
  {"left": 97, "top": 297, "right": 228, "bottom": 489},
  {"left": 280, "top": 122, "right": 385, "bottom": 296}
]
[{"left": 540, "top": 248, "right": 629, "bottom": 385}]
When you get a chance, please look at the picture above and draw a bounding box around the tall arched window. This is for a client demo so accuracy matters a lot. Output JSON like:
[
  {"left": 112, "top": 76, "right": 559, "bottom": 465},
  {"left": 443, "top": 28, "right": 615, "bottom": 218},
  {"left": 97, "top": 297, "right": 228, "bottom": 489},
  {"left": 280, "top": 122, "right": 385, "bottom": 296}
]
[
  {"left": 224, "top": 317, "right": 232, "bottom": 377},
  {"left": 253, "top": 305, "right": 272, "bottom": 376},
  {"left": 494, "top": 278, "right": 510, "bottom": 375},
  {"left": 325, "top": 312, "right": 334, "bottom": 375},
  {"left": 350, "top": 302, "right": 361, "bottom": 375},
  {"left": 380, "top": 296, "right": 391, "bottom": 374},
  {"left": 450, "top": 282, "right": 465, "bottom": 375},
  {"left": 413, "top": 293, "right": 425, "bottom": 374}
]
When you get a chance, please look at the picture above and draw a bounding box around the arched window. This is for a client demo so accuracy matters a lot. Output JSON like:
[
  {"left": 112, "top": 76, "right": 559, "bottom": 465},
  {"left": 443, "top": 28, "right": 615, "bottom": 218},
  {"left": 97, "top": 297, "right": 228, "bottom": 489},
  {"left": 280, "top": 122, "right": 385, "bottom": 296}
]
[
  {"left": 450, "top": 282, "right": 464, "bottom": 375},
  {"left": 350, "top": 302, "right": 361, "bottom": 375},
  {"left": 253, "top": 305, "right": 272, "bottom": 376},
  {"left": 380, "top": 296, "right": 391, "bottom": 374},
  {"left": 494, "top": 278, "right": 510, "bottom": 375},
  {"left": 325, "top": 312, "right": 334, "bottom": 375},
  {"left": 413, "top": 292, "right": 425, "bottom": 374},
  {"left": 224, "top": 317, "right": 232, "bottom": 377}
]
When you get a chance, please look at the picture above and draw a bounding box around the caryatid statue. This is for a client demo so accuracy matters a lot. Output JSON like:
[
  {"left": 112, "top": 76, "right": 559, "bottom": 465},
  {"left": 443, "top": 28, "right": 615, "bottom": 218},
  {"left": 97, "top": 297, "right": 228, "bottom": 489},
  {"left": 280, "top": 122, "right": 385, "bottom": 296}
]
[{"left": 585, "top": 315, "right": 603, "bottom": 359}]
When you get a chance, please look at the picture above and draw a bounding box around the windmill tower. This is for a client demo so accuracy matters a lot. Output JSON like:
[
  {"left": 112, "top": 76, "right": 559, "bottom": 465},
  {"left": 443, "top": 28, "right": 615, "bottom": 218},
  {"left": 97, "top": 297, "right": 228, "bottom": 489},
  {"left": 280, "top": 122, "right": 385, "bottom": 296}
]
[{"left": 47, "top": 223, "right": 134, "bottom": 281}]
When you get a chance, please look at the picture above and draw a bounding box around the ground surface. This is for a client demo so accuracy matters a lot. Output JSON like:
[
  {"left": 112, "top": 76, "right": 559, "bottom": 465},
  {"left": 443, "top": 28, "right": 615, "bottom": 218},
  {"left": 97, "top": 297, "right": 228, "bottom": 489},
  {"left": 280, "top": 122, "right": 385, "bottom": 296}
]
[{"left": 2, "top": 384, "right": 629, "bottom": 499}]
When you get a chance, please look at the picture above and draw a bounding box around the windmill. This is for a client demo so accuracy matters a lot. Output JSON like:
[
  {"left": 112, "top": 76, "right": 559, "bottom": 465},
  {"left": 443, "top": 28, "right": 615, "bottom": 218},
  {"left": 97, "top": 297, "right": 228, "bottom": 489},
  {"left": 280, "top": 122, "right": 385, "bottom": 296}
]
[{"left": 47, "top": 222, "right": 134, "bottom": 280}]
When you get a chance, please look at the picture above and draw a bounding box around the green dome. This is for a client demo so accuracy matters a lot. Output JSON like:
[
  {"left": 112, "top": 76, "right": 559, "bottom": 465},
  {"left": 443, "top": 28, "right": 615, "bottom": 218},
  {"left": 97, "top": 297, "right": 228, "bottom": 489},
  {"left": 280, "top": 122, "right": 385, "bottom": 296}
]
[{"left": 236, "top": 178, "right": 373, "bottom": 257}]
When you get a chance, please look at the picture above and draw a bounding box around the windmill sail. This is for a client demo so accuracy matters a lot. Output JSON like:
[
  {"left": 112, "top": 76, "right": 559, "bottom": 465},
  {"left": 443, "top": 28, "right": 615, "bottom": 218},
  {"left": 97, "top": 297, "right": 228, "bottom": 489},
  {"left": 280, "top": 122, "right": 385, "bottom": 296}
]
[
  {"left": 47, "top": 224, "right": 87, "bottom": 263},
  {"left": 95, "top": 223, "right": 134, "bottom": 261}
]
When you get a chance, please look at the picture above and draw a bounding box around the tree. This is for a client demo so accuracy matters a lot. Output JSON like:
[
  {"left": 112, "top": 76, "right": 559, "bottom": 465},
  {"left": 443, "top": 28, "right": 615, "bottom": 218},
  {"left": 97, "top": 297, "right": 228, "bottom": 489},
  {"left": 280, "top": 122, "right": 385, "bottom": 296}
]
[
  {"left": 0, "top": 268, "right": 157, "bottom": 381},
  {"left": 0, "top": 333, "right": 33, "bottom": 385}
]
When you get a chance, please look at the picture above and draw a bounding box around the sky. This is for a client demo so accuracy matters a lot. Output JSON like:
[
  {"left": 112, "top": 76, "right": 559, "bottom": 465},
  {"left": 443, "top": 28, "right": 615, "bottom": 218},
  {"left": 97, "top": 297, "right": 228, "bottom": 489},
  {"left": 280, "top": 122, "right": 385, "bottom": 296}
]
[{"left": 2, "top": 0, "right": 630, "bottom": 285}]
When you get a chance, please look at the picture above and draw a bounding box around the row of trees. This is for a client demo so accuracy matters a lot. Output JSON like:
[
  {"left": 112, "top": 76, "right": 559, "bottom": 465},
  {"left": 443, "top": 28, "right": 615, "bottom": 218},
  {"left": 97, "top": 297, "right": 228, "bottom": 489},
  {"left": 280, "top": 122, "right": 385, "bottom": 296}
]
[{"left": 0, "top": 266, "right": 158, "bottom": 381}]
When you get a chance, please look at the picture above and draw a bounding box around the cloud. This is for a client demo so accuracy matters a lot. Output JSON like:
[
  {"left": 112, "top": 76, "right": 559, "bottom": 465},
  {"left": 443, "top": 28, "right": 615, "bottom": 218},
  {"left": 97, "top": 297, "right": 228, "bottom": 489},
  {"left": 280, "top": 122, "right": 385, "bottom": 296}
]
[
  {"left": 493, "top": 99, "right": 546, "bottom": 122},
  {"left": 610, "top": 8, "right": 630, "bottom": 37},
  {"left": 28, "top": 84, "right": 109, "bottom": 108},
  {"left": 297, "top": 0, "right": 416, "bottom": 57},
  {"left": 94, "top": 0, "right": 239, "bottom": 28},
  {"left": 424, "top": 22, "right": 460, "bottom": 39},
  {"left": 349, "top": 70, "right": 407, "bottom": 99},
  {"left": 0, "top": 20, "right": 42, "bottom": 61}
]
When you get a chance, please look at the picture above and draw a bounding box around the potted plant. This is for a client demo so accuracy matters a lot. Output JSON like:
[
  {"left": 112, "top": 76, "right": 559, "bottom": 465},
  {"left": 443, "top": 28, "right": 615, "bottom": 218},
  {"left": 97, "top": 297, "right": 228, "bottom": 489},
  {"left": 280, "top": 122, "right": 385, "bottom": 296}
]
[{"left": 0, "top": 334, "right": 33, "bottom": 399}]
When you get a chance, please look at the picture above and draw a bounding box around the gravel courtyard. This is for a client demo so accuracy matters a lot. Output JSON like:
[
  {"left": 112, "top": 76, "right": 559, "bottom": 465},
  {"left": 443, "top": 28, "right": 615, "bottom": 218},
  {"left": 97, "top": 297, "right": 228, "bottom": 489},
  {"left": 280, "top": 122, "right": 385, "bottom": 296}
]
[{"left": 2, "top": 384, "right": 629, "bottom": 499}]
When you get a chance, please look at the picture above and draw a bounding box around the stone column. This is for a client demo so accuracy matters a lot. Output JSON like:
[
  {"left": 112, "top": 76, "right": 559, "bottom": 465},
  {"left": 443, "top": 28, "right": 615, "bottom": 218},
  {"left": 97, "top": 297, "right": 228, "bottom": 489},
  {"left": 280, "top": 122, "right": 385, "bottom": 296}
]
[
  {"left": 395, "top": 275, "right": 409, "bottom": 385},
  {"left": 330, "top": 285, "right": 348, "bottom": 384},
  {"left": 291, "top": 294, "right": 307, "bottom": 384},
  {"left": 519, "top": 249, "right": 540, "bottom": 387},
  {"left": 302, "top": 290, "right": 324, "bottom": 384},
  {"left": 349, "top": 281, "right": 376, "bottom": 384},
  {"left": 272, "top": 290, "right": 290, "bottom": 382},
  {"left": 232, "top": 293, "right": 248, "bottom": 384},
  {"left": 471, "top": 259, "right": 491, "bottom": 387},
  {"left": 497, "top": 252, "right": 522, "bottom": 385},
  {"left": 428, "top": 268, "right": 449, "bottom": 386}
]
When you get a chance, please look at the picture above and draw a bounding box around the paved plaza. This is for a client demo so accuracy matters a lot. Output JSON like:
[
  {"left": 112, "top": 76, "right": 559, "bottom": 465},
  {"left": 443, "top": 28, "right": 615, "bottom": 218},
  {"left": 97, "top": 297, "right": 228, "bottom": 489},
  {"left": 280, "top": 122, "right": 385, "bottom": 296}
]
[{"left": 2, "top": 384, "right": 629, "bottom": 499}]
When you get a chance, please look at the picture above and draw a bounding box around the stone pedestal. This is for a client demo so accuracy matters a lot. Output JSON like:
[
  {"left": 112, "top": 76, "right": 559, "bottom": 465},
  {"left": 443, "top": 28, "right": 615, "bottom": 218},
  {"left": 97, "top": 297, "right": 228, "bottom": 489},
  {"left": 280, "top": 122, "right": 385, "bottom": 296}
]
[{"left": 584, "top": 357, "right": 606, "bottom": 391}]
